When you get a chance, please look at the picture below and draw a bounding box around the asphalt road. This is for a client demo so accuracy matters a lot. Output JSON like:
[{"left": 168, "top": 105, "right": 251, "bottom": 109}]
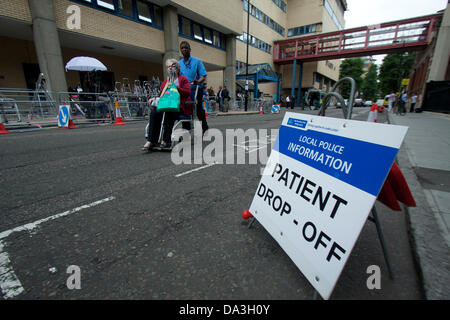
[{"left": 0, "top": 106, "right": 423, "bottom": 300}]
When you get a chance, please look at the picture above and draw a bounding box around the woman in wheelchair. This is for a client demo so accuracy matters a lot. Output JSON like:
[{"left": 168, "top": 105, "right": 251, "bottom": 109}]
[{"left": 142, "top": 59, "right": 192, "bottom": 151}]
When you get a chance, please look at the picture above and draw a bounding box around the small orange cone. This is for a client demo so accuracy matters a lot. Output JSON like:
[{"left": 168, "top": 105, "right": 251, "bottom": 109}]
[
  {"left": 61, "top": 119, "right": 78, "bottom": 129},
  {"left": 259, "top": 105, "right": 264, "bottom": 115},
  {"left": 113, "top": 101, "right": 126, "bottom": 126},
  {"left": 0, "top": 123, "right": 10, "bottom": 134},
  {"left": 367, "top": 104, "right": 378, "bottom": 122},
  {"left": 203, "top": 101, "right": 208, "bottom": 118},
  {"left": 68, "top": 119, "right": 78, "bottom": 129},
  {"left": 241, "top": 210, "right": 253, "bottom": 220}
]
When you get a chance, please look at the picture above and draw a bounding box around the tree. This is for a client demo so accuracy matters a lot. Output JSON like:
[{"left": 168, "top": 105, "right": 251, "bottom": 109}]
[
  {"left": 379, "top": 53, "right": 415, "bottom": 96},
  {"left": 362, "top": 63, "right": 378, "bottom": 101},
  {"left": 338, "top": 58, "right": 364, "bottom": 99}
]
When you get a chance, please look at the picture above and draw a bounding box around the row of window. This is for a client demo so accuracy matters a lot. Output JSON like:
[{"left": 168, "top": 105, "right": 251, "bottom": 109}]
[
  {"left": 243, "top": 0, "right": 285, "bottom": 36},
  {"left": 288, "top": 23, "right": 322, "bottom": 37},
  {"left": 236, "top": 32, "right": 272, "bottom": 54},
  {"left": 178, "top": 16, "right": 225, "bottom": 50},
  {"left": 72, "top": 1, "right": 226, "bottom": 50},
  {"left": 74, "top": 0, "right": 163, "bottom": 28},
  {"left": 272, "top": 0, "right": 287, "bottom": 12},
  {"left": 323, "top": 0, "right": 343, "bottom": 30}
]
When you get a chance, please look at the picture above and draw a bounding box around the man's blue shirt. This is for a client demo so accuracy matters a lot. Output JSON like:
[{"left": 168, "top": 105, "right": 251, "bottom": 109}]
[{"left": 179, "top": 56, "right": 207, "bottom": 88}]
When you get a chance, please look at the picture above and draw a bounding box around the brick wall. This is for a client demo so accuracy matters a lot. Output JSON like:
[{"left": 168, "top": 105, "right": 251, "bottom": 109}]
[{"left": 0, "top": 0, "right": 32, "bottom": 22}]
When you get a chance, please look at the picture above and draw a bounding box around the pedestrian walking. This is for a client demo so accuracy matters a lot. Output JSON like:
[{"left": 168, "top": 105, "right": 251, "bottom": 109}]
[
  {"left": 388, "top": 91, "right": 396, "bottom": 112},
  {"left": 217, "top": 86, "right": 223, "bottom": 112},
  {"left": 222, "top": 86, "right": 230, "bottom": 112},
  {"left": 179, "top": 41, "right": 209, "bottom": 134},
  {"left": 410, "top": 93, "right": 417, "bottom": 113}
]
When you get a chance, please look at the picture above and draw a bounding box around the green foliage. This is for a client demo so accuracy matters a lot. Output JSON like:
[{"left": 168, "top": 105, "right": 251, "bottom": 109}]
[
  {"left": 362, "top": 63, "right": 378, "bottom": 101},
  {"left": 379, "top": 53, "right": 415, "bottom": 96},
  {"left": 338, "top": 58, "right": 364, "bottom": 99}
]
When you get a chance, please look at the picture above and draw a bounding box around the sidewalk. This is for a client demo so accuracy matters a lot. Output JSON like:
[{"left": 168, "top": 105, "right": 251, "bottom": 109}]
[{"left": 389, "top": 111, "right": 450, "bottom": 299}]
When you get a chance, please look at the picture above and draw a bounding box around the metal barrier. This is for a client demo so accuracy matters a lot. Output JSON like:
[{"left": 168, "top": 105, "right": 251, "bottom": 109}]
[
  {"left": 58, "top": 91, "right": 114, "bottom": 123},
  {"left": 231, "top": 97, "right": 273, "bottom": 113},
  {"left": 0, "top": 88, "right": 58, "bottom": 126},
  {"left": 205, "top": 96, "right": 218, "bottom": 116}
]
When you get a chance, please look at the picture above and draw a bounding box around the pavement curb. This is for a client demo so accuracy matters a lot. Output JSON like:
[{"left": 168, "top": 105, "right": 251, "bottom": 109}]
[
  {"left": 216, "top": 111, "right": 260, "bottom": 116},
  {"left": 391, "top": 114, "right": 450, "bottom": 300}
]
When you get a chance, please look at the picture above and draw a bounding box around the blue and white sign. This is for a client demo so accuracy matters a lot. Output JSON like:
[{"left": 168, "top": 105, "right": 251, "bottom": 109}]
[
  {"left": 58, "top": 105, "right": 70, "bottom": 127},
  {"left": 271, "top": 104, "right": 280, "bottom": 114},
  {"left": 249, "top": 112, "right": 408, "bottom": 300}
]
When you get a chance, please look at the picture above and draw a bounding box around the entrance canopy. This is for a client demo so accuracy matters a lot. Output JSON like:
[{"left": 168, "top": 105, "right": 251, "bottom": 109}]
[{"left": 236, "top": 63, "right": 281, "bottom": 102}]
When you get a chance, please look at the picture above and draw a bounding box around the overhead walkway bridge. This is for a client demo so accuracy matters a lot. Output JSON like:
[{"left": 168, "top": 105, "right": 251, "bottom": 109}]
[
  {"left": 274, "top": 13, "right": 443, "bottom": 63},
  {"left": 273, "top": 13, "right": 444, "bottom": 106}
]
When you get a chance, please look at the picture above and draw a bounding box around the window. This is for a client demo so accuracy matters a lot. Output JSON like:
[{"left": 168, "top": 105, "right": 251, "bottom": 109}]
[
  {"left": 213, "top": 31, "right": 221, "bottom": 47},
  {"left": 324, "top": 0, "right": 343, "bottom": 30},
  {"left": 137, "top": 0, "right": 151, "bottom": 23},
  {"left": 180, "top": 16, "right": 191, "bottom": 37},
  {"left": 74, "top": 0, "right": 162, "bottom": 29},
  {"left": 272, "top": 0, "right": 286, "bottom": 12},
  {"left": 97, "top": 0, "right": 114, "bottom": 10},
  {"left": 153, "top": 5, "right": 162, "bottom": 27},
  {"left": 236, "top": 32, "right": 272, "bottom": 54},
  {"left": 178, "top": 15, "right": 225, "bottom": 49},
  {"left": 204, "top": 28, "right": 213, "bottom": 44},
  {"left": 193, "top": 24, "right": 203, "bottom": 41},
  {"left": 288, "top": 23, "right": 321, "bottom": 37},
  {"left": 118, "top": 0, "right": 133, "bottom": 17},
  {"left": 243, "top": 1, "right": 284, "bottom": 36}
]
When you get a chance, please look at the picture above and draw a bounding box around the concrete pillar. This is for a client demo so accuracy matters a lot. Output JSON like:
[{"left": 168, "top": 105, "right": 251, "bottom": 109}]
[
  {"left": 297, "top": 62, "right": 303, "bottom": 107},
  {"left": 428, "top": 3, "right": 450, "bottom": 81},
  {"left": 223, "top": 35, "right": 236, "bottom": 103},
  {"left": 291, "top": 60, "right": 297, "bottom": 99},
  {"left": 162, "top": 5, "right": 179, "bottom": 79},
  {"left": 28, "top": 0, "right": 67, "bottom": 95}
]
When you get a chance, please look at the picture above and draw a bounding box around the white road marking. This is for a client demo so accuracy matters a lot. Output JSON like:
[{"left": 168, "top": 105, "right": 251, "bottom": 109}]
[
  {"left": 0, "top": 196, "right": 115, "bottom": 299},
  {"left": 0, "top": 241, "right": 24, "bottom": 299},
  {"left": 175, "top": 163, "right": 216, "bottom": 178}
]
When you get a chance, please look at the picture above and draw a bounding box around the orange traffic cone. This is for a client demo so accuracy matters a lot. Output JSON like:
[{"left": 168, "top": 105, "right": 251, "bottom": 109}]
[
  {"left": 367, "top": 104, "right": 378, "bottom": 122},
  {"left": 0, "top": 123, "right": 10, "bottom": 134},
  {"left": 113, "top": 101, "right": 126, "bottom": 126},
  {"left": 259, "top": 105, "right": 264, "bottom": 115},
  {"left": 203, "top": 101, "right": 209, "bottom": 119},
  {"left": 68, "top": 119, "right": 78, "bottom": 129},
  {"left": 60, "top": 118, "right": 78, "bottom": 129}
]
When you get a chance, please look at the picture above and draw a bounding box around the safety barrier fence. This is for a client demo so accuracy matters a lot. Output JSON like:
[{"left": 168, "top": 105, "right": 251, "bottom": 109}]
[
  {"left": 0, "top": 89, "right": 276, "bottom": 129},
  {"left": 232, "top": 98, "right": 274, "bottom": 113},
  {"left": 0, "top": 88, "right": 58, "bottom": 127}
]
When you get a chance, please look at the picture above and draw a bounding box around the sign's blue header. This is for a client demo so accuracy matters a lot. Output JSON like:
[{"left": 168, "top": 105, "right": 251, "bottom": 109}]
[{"left": 274, "top": 125, "right": 398, "bottom": 196}]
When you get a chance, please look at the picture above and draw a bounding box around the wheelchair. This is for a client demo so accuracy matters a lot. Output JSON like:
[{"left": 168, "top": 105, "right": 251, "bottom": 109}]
[{"left": 144, "top": 87, "right": 198, "bottom": 152}]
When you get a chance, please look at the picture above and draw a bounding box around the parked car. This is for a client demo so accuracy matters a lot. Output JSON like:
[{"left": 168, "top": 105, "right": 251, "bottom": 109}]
[
  {"left": 363, "top": 100, "right": 373, "bottom": 107},
  {"left": 354, "top": 98, "right": 363, "bottom": 107}
]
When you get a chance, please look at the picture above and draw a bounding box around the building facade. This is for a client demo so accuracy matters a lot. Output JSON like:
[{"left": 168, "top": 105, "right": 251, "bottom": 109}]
[{"left": 0, "top": 0, "right": 346, "bottom": 104}]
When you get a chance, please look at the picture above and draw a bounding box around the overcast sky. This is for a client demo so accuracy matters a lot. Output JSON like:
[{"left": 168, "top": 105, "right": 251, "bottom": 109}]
[{"left": 344, "top": 0, "right": 448, "bottom": 64}]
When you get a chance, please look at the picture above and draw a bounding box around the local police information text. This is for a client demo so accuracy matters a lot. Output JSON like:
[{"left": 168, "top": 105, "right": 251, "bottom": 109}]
[{"left": 287, "top": 135, "right": 352, "bottom": 174}]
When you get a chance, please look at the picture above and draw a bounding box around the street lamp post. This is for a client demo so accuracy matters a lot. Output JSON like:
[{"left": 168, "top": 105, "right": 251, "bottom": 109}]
[{"left": 245, "top": 0, "right": 250, "bottom": 112}]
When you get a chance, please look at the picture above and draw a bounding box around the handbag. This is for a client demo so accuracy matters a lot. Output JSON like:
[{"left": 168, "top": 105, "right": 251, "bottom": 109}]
[{"left": 156, "top": 82, "right": 180, "bottom": 112}]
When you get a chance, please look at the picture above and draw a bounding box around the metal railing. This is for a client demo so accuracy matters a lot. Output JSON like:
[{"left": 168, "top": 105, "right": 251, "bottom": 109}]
[
  {"left": 0, "top": 88, "right": 58, "bottom": 126},
  {"left": 274, "top": 13, "right": 442, "bottom": 63}
]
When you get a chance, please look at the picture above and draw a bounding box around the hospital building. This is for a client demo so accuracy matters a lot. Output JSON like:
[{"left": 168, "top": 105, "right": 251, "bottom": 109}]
[{"left": 0, "top": 0, "right": 346, "bottom": 102}]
